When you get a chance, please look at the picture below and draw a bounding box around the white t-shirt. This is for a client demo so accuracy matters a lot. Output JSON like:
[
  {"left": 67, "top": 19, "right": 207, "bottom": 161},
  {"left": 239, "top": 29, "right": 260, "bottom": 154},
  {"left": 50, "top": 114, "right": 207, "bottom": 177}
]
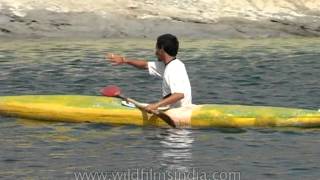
[{"left": 148, "top": 59, "right": 192, "bottom": 108}]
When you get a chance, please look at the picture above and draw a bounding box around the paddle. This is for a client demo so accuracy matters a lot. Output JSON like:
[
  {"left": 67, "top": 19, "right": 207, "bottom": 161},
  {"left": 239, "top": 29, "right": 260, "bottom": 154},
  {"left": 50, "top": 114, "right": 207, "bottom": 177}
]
[{"left": 100, "top": 85, "right": 176, "bottom": 128}]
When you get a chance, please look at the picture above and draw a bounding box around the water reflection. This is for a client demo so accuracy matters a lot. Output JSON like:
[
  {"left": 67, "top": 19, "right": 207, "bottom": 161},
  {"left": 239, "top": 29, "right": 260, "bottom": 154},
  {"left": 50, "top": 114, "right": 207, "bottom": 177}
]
[{"left": 159, "top": 128, "right": 194, "bottom": 171}]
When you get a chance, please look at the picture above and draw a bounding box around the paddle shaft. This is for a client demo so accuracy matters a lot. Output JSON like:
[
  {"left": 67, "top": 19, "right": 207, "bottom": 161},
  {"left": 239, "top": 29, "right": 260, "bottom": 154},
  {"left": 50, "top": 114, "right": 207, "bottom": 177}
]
[{"left": 117, "top": 95, "right": 160, "bottom": 115}]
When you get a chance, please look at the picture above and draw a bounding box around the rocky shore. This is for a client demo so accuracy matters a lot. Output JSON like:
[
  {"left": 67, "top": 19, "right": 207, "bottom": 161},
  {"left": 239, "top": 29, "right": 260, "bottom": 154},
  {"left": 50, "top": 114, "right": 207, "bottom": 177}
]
[{"left": 1, "top": 0, "right": 320, "bottom": 39}]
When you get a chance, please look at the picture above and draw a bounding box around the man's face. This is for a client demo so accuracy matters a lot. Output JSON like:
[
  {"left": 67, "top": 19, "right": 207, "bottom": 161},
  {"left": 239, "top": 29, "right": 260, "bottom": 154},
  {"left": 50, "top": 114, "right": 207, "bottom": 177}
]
[{"left": 155, "top": 47, "right": 164, "bottom": 62}]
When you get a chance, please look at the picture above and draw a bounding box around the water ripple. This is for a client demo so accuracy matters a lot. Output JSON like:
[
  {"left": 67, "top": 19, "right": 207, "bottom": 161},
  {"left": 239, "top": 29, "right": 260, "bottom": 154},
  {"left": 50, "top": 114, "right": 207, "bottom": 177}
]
[{"left": 0, "top": 38, "right": 320, "bottom": 179}]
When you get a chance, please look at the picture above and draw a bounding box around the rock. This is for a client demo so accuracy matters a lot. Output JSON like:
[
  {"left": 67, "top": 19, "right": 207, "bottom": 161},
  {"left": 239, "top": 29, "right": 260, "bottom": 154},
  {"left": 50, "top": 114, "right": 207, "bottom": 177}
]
[{"left": 0, "top": 0, "right": 320, "bottom": 39}]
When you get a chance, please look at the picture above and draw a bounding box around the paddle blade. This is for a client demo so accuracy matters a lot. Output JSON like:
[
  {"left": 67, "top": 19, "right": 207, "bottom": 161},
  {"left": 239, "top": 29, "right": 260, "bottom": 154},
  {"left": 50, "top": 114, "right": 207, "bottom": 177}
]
[
  {"left": 157, "top": 112, "right": 176, "bottom": 128},
  {"left": 100, "top": 85, "right": 121, "bottom": 97},
  {"left": 150, "top": 110, "right": 176, "bottom": 128}
]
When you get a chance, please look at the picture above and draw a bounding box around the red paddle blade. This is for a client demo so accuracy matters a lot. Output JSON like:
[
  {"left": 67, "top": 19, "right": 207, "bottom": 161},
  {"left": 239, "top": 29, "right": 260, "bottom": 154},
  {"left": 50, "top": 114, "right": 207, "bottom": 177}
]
[{"left": 100, "top": 85, "right": 121, "bottom": 97}]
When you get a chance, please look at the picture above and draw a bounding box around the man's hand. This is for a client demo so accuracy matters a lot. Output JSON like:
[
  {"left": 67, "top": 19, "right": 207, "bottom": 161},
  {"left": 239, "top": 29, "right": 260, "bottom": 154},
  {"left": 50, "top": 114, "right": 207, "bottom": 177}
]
[
  {"left": 145, "top": 103, "right": 160, "bottom": 113},
  {"left": 106, "top": 53, "right": 126, "bottom": 65}
]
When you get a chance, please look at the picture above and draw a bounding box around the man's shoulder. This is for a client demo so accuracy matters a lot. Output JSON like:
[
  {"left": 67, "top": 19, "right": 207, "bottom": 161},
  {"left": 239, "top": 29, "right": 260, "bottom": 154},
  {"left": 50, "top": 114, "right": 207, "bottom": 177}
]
[
  {"left": 169, "top": 59, "right": 185, "bottom": 67},
  {"left": 174, "top": 58, "right": 183, "bottom": 64},
  {"left": 165, "top": 59, "right": 188, "bottom": 76}
]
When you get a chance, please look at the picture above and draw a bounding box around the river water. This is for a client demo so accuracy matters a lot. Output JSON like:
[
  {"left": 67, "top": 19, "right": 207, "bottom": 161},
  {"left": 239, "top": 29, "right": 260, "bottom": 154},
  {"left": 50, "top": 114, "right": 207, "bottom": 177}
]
[{"left": 0, "top": 38, "right": 319, "bottom": 180}]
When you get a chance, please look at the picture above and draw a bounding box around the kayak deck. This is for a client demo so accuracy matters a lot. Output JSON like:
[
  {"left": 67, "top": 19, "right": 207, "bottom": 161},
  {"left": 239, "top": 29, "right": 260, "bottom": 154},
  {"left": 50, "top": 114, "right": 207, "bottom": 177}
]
[{"left": 0, "top": 95, "right": 319, "bottom": 128}]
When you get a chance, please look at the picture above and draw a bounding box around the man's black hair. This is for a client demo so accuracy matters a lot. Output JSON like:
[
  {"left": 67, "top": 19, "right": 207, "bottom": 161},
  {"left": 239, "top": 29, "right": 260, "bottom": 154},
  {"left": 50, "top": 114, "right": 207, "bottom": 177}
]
[{"left": 156, "top": 34, "right": 179, "bottom": 56}]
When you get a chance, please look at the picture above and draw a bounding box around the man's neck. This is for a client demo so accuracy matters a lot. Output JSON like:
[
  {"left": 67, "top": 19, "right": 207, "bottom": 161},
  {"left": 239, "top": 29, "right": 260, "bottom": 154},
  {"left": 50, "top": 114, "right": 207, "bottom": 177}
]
[{"left": 164, "top": 56, "right": 176, "bottom": 65}]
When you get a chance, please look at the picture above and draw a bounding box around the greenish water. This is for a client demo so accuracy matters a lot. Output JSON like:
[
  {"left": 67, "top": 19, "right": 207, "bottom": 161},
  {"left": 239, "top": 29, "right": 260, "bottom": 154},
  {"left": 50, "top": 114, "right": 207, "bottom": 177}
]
[{"left": 0, "top": 38, "right": 320, "bottom": 179}]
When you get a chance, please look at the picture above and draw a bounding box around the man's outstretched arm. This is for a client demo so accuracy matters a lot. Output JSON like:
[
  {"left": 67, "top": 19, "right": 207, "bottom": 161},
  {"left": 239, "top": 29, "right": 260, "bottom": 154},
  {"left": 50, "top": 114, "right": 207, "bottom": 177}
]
[{"left": 106, "top": 53, "right": 148, "bottom": 69}]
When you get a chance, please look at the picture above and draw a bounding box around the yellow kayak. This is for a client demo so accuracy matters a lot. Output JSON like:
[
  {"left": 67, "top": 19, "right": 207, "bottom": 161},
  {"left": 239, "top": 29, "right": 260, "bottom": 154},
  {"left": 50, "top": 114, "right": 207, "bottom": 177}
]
[{"left": 0, "top": 95, "right": 319, "bottom": 128}]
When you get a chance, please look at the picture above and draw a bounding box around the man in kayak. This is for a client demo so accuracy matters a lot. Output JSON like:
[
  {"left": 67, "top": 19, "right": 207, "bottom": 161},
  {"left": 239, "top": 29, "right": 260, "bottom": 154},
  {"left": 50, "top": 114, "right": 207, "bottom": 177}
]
[{"left": 106, "top": 34, "right": 192, "bottom": 112}]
